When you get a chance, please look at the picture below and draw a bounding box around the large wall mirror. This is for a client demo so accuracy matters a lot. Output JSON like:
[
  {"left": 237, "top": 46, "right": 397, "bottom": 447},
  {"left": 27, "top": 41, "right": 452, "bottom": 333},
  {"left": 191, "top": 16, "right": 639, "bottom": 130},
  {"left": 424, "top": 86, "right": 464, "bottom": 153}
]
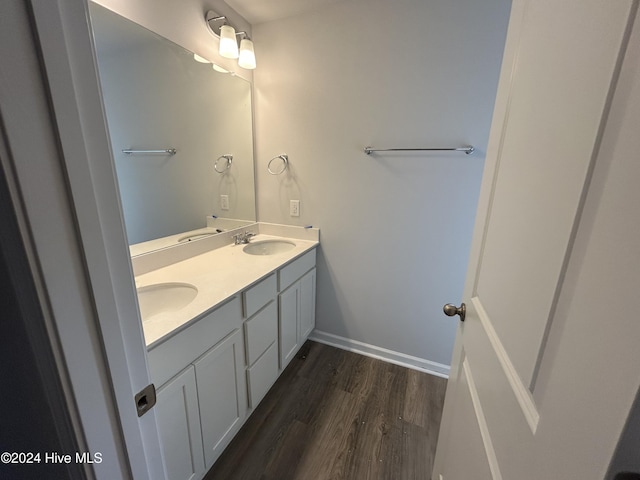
[{"left": 90, "top": 3, "right": 256, "bottom": 255}]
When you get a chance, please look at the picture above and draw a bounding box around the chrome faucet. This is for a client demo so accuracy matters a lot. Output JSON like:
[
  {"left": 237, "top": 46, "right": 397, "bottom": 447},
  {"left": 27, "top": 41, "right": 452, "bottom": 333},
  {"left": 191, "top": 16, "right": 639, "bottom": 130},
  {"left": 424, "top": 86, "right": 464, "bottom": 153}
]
[{"left": 233, "top": 231, "right": 256, "bottom": 245}]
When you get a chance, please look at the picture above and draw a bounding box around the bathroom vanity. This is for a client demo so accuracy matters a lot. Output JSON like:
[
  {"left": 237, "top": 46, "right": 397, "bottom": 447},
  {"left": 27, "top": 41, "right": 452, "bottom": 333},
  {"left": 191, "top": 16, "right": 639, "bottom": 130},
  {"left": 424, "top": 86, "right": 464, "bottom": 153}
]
[
  {"left": 135, "top": 226, "right": 318, "bottom": 480},
  {"left": 88, "top": 7, "right": 318, "bottom": 477}
]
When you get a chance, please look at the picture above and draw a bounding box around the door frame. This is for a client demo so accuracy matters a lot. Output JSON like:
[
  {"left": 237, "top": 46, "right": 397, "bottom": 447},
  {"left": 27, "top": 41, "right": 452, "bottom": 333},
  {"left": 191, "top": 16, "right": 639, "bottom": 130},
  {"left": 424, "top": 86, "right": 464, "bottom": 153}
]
[{"left": 1, "top": 0, "right": 166, "bottom": 478}]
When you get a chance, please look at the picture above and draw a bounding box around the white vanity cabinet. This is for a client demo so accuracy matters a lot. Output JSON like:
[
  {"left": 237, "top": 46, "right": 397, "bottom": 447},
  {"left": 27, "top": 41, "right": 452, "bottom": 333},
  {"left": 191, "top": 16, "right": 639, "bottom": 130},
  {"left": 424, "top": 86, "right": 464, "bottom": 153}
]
[
  {"left": 299, "top": 269, "right": 317, "bottom": 340},
  {"left": 194, "top": 329, "right": 246, "bottom": 469},
  {"left": 148, "top": 297, "right": 246, "bottom": 479},
  {"left": 243, "top": 274, "right": 279, "bottom": 409},
  {"left": 278, "top": 250, "right": 317, "bottom": 370},
  {"left": 146, "top": 244, "right": 318, "bottom": 479},
  {"left": 279, "top": 283, "right": 300, "bottom": 368},
  {"left": 155, "top": 366, "right": 205, "bottom": 480}
]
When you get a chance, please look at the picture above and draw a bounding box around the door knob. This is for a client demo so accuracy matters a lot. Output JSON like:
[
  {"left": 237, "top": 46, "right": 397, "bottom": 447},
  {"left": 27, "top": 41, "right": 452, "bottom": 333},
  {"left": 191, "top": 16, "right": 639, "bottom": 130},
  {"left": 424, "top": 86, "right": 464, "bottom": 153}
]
[{"left": 443, "top": 303, "right": 466, "bottom": 322}]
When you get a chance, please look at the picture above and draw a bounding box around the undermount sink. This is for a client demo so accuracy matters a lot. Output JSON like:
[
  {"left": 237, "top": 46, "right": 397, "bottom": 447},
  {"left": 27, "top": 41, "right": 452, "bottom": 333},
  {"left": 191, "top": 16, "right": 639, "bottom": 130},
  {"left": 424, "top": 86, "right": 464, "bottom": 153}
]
[
  {"left": 243, "top": 240, "right": 296, "bottom": 256},
  {"left": 137, "top": 282, "right": 198, "bottom": 321}
]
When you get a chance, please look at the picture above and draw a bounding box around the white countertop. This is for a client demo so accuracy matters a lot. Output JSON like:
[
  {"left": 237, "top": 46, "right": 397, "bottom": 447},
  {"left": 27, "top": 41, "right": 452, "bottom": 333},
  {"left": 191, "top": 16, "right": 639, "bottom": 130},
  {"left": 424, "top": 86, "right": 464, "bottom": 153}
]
[
  {"left": 129, "top": 218, "right": 255, "bottom": 257},
  {"left": 137, "top": 233, "right": 318, "bottom": 349}
]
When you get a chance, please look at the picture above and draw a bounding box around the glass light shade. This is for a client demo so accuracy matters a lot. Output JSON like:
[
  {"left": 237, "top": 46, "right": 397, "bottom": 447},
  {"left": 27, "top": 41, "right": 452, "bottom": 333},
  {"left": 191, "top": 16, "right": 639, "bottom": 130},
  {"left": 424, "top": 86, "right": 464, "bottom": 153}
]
[
  {"left": 193, "top": 53, "right": 210, "bottom": 63},
  {"left": 238, "top": 38, "right": 256, "bottom": 70},
  {"left": 219, "top": 25, "right": 239, "bottom": 59}
]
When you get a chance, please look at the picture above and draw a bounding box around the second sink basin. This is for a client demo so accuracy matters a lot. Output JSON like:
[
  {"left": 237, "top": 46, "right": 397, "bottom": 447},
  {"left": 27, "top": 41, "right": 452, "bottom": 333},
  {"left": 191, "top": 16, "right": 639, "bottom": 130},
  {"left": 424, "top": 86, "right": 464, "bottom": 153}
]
[
  {"left": 243, "top": 240, "right": 296, "bottom": 256},
  {"left": 137, "top": 282, "right": 198, "bottom": 321}
]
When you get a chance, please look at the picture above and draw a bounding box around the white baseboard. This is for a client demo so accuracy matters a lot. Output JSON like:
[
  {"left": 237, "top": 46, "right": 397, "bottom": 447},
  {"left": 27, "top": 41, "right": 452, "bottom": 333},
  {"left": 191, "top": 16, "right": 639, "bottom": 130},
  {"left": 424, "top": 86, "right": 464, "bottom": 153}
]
[{"left": 308, "top": 330, "right": 450, "bottom": 379}]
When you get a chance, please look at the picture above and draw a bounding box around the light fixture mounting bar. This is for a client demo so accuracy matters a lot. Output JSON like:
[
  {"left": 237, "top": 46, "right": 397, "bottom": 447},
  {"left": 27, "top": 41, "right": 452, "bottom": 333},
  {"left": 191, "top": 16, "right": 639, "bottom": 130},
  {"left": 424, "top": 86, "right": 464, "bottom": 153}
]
[{"left": 205, "top": 10, "right": 227, "bottom": 37}]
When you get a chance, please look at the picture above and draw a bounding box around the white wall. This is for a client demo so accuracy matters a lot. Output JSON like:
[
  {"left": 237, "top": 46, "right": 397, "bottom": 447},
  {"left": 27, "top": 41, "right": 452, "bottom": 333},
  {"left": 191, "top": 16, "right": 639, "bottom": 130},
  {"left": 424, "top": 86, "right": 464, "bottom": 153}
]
[
  {"left": 253, "top": 0, "right": 511, "bottom": 370},
  {"left": 91, "top": 0, "right": 511, "bottom": 371}
]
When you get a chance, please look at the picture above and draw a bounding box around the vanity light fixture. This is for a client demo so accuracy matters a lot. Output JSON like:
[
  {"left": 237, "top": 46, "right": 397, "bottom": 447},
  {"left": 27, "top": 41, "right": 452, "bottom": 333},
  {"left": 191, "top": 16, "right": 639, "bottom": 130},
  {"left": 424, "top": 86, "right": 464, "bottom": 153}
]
[
  {"left": 212, "top": 63, "right": 229, "bottom": 73},
  {"left": 238, "top": 36, "right": 256, "bottom": 70},
  {"left": 193, "top": 53, "right": 210, "bottom": 63},
  {"left": 219, "top": 24, "right": 239, "bottom": 59},
  {"left": 192, "top": 54, "right": 229, "bottom": 73},
  {"left": 205, "top": 10, "right": 256, "bottom": 70}
]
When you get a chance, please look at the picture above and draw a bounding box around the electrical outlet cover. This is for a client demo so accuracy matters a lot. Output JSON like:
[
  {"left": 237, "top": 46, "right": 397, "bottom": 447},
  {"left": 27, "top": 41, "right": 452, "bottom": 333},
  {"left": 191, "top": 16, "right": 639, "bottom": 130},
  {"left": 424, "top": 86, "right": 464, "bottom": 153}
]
[{"left": 290, "top": 200, "right": 300, "bottom": 217}]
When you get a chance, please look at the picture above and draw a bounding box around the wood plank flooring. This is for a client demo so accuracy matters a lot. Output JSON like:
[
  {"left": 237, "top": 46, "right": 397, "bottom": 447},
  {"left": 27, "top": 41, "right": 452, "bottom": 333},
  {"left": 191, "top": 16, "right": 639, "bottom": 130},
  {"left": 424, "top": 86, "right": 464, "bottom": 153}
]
[{"left": 204, "top": 341, "right": 447, "bottom": 480}]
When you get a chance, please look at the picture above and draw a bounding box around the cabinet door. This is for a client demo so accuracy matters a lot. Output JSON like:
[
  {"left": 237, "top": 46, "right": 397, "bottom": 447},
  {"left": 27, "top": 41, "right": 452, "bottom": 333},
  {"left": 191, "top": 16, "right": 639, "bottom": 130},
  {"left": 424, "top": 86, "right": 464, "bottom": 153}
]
[
  {"left": 194, "top": 329, "right": 247, "bottom": 469},
  {"left": 247, "top": 341, "right": 279, "bottom": 409},
  {"left": 278, "top": 282, "right": 299, "bottom": 369},
  {"left": 299, "top": 268, "right": 316, "bottom": 341},
  {"left": 156, "top": 366, "right": 205, "bottom": 480}
]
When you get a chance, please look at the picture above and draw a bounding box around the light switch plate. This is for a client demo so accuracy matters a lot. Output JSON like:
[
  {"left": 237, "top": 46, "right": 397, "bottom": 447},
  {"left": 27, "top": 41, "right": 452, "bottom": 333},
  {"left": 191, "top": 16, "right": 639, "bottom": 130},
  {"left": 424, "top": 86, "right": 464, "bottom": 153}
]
[{"left": 221, "top": 195, "right": 229, "bottom": 210}]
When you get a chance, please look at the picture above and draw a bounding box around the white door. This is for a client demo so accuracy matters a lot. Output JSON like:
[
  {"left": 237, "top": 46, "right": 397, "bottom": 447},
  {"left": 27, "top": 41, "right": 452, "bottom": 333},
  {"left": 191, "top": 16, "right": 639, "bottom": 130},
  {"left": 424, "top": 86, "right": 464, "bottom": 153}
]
[{"left": 433, "top": 1, "right": 640, "bottom": 479}]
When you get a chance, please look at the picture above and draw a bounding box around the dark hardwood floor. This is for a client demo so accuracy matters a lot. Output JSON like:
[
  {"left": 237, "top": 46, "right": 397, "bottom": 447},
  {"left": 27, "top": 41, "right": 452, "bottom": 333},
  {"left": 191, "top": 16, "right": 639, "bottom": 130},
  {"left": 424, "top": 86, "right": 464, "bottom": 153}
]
[{"left": 204, "top": 341, "right": 447, "bottom": 480}]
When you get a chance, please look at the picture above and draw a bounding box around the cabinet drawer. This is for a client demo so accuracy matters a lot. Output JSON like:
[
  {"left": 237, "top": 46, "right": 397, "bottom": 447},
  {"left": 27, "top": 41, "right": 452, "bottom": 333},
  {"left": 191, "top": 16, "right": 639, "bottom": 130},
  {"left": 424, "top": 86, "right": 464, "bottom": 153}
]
[
  {"left": 244, "top": 302, "right": 277, "bottom": 366},
  {"left": 243, "top": 273, "right": 276, "bottom": 318},
  {"left": 148, "top": 296, "right": 242, "bottom": 387},
  {"left": 278, "top": 249, "right": 316, "bottom": 291},
  {"left": 247, "top": 342, "right": 279, "bottom": 408}
]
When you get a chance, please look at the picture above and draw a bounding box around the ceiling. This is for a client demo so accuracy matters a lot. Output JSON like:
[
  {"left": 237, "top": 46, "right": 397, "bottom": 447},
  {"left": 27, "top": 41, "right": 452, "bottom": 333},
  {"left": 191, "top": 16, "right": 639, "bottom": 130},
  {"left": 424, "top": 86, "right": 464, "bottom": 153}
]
[{"left": 224, "top": 0, "right": 346, "bottom": 25}]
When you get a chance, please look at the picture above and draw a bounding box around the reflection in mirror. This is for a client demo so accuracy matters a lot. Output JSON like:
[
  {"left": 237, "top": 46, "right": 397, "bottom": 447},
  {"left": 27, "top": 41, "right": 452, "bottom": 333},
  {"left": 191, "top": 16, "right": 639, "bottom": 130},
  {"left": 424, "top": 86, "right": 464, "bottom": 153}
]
[{"left": 90, "top": 3, "right": 256, "bottom": 255}]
